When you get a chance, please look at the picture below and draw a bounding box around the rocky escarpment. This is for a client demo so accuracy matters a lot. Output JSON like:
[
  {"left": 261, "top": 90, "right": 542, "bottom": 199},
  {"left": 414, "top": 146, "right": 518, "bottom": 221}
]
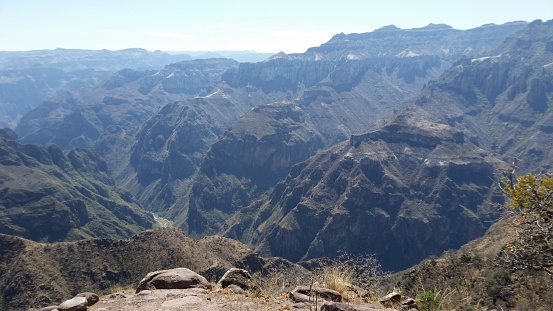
[
  {"left": 414, "top": 19, "right": 553, "bottom": 172},
  {"left": 223, "top": 21, "right": 526, "bottom": 96},
  {"left": 219, "top": 22, "right": 527, "bottom": 147},
  {"left": 185, "top": 102, "right": 325, "bottom": 236},
  {"left": 308, "top": 22, "right": 527, "bottom": 60},
  {"left": 226, "top": 109, "right": 505, "bottom": 271},
  {"left": 0, "top": 130, "right": 154, "bottom": 242},
  {"left": 123, "top": 81, "right": 289, "bottom": 213}
]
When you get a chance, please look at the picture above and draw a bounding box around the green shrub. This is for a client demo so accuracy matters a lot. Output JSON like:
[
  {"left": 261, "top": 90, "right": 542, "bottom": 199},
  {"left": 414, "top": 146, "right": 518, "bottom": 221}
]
[{"left": 417, "top": 290, "right": 440, "bottom": 311}]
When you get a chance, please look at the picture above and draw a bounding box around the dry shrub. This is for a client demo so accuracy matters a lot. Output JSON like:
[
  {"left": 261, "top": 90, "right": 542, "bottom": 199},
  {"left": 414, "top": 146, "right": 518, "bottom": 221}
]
[
  {"left": 322, "top": 263, "right": 355, "bottom": 293},
  {"left": 314, "top": 253, "right": 387, "bottom": 298}
]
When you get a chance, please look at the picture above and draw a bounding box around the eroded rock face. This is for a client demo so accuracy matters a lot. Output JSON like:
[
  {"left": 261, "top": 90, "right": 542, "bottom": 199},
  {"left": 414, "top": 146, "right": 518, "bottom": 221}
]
[
  {"left": 136, "top": 268, "right": 212, "bottom": 292},
  {"left": 233, "top": 109, "right": 505, "bottom": 271},
  {"left": 186, "top": 102, "right": 325, "bottom": 236},
  {"left": 417, "top": 19, "right": 553, "bottom": 173}
]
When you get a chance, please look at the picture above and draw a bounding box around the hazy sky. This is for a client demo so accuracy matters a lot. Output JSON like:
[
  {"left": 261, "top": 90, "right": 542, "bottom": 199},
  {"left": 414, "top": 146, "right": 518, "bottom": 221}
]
[{"left": 0, "top": 0, "right": 551, "bottom": 53}]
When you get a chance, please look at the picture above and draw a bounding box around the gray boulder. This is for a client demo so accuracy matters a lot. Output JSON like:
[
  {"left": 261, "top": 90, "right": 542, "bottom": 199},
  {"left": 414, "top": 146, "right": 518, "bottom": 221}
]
[
  {"left": 289, "top": 291, "right": 311, "bottom": 303},
  {"left": 136, "top": 267, "right": 212, "bottom": 292},
  {"left": 379, "top": 292, "right": 401, "bottom": 308},
  {"left": 217, "top": 268, "right": 259, "bottom": 292},
  {"left": 58, "top": 296, "right": 87, "bottom": 311},
  {"left": 75, "top": 292, "right": 99, "bottom": 306}
]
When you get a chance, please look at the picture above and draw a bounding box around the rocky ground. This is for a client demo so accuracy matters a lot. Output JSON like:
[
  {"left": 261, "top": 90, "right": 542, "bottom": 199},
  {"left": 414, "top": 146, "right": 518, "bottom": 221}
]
[
  {"left": 87, "top": 288, "right": 396, "bottom": 311},
  {"left": 34, "top": 267, "right": 401, "bottom": 311}
]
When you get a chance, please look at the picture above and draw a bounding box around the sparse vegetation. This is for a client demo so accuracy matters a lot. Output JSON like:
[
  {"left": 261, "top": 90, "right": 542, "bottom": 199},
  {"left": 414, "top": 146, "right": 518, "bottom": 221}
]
[
  {"left": 497, "top": 173, "right": 553, "bottom": 273},
  {"left": 312, "top": 253, "right": 387, "bottom": 300},
  {"left": 417, "top": 290, "right": 440, "bottom": 311},
  {"left": 384, "top": 173, "right": 553, "bottom": 310}
]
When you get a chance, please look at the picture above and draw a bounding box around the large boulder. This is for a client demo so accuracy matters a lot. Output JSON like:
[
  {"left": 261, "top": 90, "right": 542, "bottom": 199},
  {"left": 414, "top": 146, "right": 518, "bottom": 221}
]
[
  {"left": 216, "top": 268, "right": 260, "bottom": 292},
  {"left": 75, "top": 292, "right": 99, "bottom": 306},
  {"left": 58, "top": 296, "right": 87, "bottom": 311},
  {"left": 136, "top": 268, "right": 211, "bottom": 292}
]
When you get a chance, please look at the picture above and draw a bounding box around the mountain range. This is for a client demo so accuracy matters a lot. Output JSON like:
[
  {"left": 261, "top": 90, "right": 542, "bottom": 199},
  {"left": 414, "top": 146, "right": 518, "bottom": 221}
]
[{"left": 1, "top": 19, "right": 553, "bottom": 310}]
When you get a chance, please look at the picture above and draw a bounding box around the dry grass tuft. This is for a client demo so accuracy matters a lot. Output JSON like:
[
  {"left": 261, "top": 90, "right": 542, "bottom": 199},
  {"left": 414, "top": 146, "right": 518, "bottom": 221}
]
[{"left": 322, "top": 264, "right": 354, "bottom": 293}]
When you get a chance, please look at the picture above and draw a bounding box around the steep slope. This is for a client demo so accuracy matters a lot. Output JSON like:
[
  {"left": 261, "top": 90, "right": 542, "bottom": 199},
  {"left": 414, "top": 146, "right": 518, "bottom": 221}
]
[
  {"left": 0, "top": 228, "right": 307, "bottom": 311},
  {"left": 174, "top": 22, "right": 525, "bottom": 237},
  {"left": 185, "top": 102, "right": 325, "bottom": 235},
  {"left": 0, "top": 129, "right": 154, "bottom": 242},
  {"left": 223, "top": 109, "right": 505, "bottom": 271},
  {"left": 222, "top": 22, "right": 527, "bottom": 144},
  {"left": 409, "top": 19, "right": 553, "bottom": 173},
  {"left": 124, "top": 88, "right": 265, "bottom": 213}
]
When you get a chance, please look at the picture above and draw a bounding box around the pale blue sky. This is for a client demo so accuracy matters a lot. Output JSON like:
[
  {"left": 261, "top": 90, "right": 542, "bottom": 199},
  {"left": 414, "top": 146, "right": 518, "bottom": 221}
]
[{"left": 0, "top": 0, "right": 551, "bottom": 53}]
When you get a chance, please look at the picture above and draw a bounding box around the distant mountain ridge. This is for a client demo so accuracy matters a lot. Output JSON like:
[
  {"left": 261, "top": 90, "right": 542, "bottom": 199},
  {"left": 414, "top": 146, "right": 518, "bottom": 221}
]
[
  {"left": 0, "top": 48, "right": 194, "bottom": 129},
  {"left": 0, "top": 48, "right": 271, "bottom": 129}
]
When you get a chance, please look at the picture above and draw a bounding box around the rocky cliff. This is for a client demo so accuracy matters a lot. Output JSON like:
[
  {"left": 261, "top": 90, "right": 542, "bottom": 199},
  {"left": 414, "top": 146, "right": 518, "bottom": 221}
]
[
  {"left": 11, "top": 22, "right": 530, "bottom": 244},
  {"left": 411, "top": 19, "right": 553, "bottom": 173},
  {"left": 172, "top": 23, "right": 527, "bottom": 238},
  {"left": 223, "top": 109, "right": 505, "bottom": 271},
  {"left": 186, "top": 102, "right": 325, "bottom": 235}
]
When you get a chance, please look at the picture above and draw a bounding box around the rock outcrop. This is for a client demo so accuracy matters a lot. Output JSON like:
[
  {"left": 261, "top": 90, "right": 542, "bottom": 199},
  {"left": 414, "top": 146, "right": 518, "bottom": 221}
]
[
  {"left": 136, "top": 268, "right": 212, "bottom": 292},
  {"left": 292, "top": 286, "right": 342, "bottom": 302},
  {"left": 58, "top": 296, "right": 87, "bottom": 311}
]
